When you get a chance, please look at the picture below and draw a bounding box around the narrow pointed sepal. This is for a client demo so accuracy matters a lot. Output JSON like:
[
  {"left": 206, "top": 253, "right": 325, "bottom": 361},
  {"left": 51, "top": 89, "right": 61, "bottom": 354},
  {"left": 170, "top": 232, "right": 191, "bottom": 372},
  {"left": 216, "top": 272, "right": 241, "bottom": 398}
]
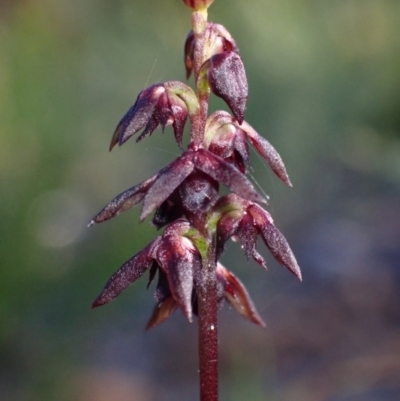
[
  {"left": 194, "top": 149, "right": 265, "bottom": 204},
  {"left": 92, "top": 239, "right": 161, "bottom": 308},
  {"left": 217, "top": 264, "right": 265, "bottom": 327},
  {"left": 260, "top": 223, "right": 302, "bottom": 281},
  {"left": 241, "top": 121, "right": 292, "bottom": 186},
  {"left": 139, "top": 147, "right": 266, "bottom": 221},
  {"left": 204, "top": 111, "right": 292, "bottom": 184},
  {"left": 249, "top": 204, "right": 302, "bottom": 280},
  {"left": 140, "top": 153, "right": 195, "bottom": 221},
  {"left": 89, "top": 175, "right": 157, "bottom": 225}
]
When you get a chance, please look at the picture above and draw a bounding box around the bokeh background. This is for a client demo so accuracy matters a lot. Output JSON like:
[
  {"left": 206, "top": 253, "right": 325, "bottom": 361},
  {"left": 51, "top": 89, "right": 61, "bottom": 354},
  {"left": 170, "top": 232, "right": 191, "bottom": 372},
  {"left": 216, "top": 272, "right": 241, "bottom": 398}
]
[{"left": 1, "top": 0, "right": 400, "bottom": 400}]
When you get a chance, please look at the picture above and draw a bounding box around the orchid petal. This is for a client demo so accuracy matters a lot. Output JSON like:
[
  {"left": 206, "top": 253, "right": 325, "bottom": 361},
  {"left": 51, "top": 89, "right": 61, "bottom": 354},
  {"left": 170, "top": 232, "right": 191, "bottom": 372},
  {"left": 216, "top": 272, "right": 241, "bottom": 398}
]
[
  {"left": 140, "top": 153, "right": 195, "bottom": 220},
  {"left": 92, "top": 238, "right": 161, "bottom": 308},
  {"left": 156, "top": 236, "right": 195, "bottom": 321},
  {"left": 111, "top": 85, "right": 165, "bottom": 150},
  {"left": 208, "top": 51, "right": 248, "bottom": 124},
  {"left": 88, "top": 174, "right": 157, "bottom": 226},
  {"left": 194, "top": 149, "right": 266, "bottom": 204}
]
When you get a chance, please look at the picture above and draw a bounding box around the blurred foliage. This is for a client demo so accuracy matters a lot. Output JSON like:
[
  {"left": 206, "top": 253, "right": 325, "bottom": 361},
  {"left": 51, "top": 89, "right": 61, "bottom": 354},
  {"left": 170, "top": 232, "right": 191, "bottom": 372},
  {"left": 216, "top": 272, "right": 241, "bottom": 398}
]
[{"left": 1, "top": 0, "right": 400, "bottom": 400}]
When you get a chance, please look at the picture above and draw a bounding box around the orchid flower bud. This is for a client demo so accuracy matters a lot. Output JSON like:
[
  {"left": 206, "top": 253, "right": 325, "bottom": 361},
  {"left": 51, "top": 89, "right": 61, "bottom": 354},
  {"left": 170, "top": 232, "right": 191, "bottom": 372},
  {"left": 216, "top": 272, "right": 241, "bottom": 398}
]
[
  {"left": 182, "top": 0, "right": 214, "bottom": 11},
  {"left": 184, "top": 23, "right": 238, "bottom": 79}
]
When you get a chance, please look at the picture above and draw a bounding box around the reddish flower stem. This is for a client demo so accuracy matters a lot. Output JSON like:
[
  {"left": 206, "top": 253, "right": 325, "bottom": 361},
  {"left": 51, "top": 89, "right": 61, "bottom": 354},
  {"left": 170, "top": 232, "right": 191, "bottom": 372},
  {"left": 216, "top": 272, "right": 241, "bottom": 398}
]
[
  {"left": 190, "top": 8, "right": 219, "bottom": 401},
  {"left": 197, "top": 238, "right": 218, "bottom": 401}
]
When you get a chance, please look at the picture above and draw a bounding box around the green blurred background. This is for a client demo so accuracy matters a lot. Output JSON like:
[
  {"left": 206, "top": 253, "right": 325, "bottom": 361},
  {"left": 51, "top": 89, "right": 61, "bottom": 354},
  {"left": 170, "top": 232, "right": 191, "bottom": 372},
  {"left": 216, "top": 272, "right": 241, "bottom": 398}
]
[{"left": 1, "top": 0, "right": 400, "bottom": 400}]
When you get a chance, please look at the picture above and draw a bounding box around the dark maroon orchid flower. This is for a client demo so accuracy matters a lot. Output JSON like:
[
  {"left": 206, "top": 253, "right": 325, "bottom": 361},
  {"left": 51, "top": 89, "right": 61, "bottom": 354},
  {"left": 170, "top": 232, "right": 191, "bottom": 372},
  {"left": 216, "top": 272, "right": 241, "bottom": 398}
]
[
  {"left": 91, "top": 2, "right": 301, "bottom": 400},
  {"left": 92, "top": 218, "right": 264, "bottom": 329},
  {"left": 147, "top": 261, "right": 265, "bottom": 330},
  {"left": 205, "top": 111, "right": 292, "bottom": 185},
  {"left": 92, "top": 220, "right": 201, "bottom": 322},
  {"left": 109, "top": 81, "right": 198, "bottom": 150},
  {"left": 214, "top": 194, "right": 302, "bottom": 280},
  {"left": 89, "top": 146, "right": 266, "bottom": 227}
]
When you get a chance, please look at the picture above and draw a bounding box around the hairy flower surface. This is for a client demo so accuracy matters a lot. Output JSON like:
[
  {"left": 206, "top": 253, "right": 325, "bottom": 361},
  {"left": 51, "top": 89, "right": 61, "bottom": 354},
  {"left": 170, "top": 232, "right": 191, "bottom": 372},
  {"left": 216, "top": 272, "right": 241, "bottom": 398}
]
[
  {"left": 91, "top": 0, "right": 301, "bottom": 351},
  {"left": 92, "top": 220, "right": 202, "bottom": 321},
  {"left": 90, "top": 146, "right": 266, "bottom": 227},
  {"left": 197, "top": 51, "right": 248, "bottom": 125},
  {"left": 205, "top": 111, "right": 292, "bottom": 185},
  {"left": 90, "top": 4, "right": 302, "bottom": 400},
  {"left": 215, "top": 263, "right": 265, "bottom": 327},
  {"left": 146, "top": 261, "right": 265, "bottom": 329},
  {"left": 92, "top": 218, "right": 264, "bottom": 329},
  {"left": 109, "top": 81, "right": 198, "bottom": 150},
  {"left": 206, "top": 51, "right": 248, "bottom": 124},
  {"left": 214, "top": 194, "right": 302, "bottom": 280}
]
